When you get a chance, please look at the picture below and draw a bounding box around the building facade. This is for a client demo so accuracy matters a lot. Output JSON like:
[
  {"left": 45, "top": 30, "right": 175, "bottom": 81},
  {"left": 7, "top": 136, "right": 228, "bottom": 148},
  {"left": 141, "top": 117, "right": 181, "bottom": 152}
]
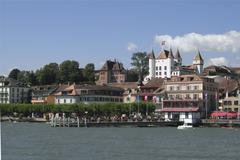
[
  {"left": 96, "top": 60, "right": 126, "bottom": 85},
  {"left": 161, "top": 75, "right": 218, "bottom": 124},
  {"left": 0, "top": 77, "right": 30, "bottom": 104},
  {"left": 221, "top": 96, "right": 240, "bottom": 112},
  {"left": 145, "top": 49, "right": 204, "bottom": 81},
  {"left": 31, "top": 85, "right": 58, "bottom": 104},
  {"left": 54, "top": 84, "right": 124, "bottom": 104}
]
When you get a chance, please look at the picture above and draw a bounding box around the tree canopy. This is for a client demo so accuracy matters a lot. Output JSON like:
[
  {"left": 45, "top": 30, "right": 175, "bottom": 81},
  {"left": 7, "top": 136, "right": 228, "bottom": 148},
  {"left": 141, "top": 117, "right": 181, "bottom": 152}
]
[
  {"left": 7, "top": 60, "right": 96, "bottom": 85},
  {"left": 131, "top": 52, "right": 149, "bottom": 82},
  {"left": 8, "top": 68, "right": 20, "bottom": 80}
]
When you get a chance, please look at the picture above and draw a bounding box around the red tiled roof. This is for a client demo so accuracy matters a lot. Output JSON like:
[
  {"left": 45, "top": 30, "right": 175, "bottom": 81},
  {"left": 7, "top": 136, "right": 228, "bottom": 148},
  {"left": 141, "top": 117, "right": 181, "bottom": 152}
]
[{"left": 160, "top": 107, "right": 199, "bottom": 112}]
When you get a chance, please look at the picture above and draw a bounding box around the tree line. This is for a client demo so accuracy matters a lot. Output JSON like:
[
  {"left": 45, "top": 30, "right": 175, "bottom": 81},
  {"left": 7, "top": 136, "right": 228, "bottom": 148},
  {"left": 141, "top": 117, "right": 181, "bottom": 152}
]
[
  {"left": 8, "top": 60, "right": 95, "bottom": 86},
  {"left": 8, "top": 52, "right": 149, "bottom": 86},
  {"left": 0, "top": 103, "right": 155, "bottom": 118}
]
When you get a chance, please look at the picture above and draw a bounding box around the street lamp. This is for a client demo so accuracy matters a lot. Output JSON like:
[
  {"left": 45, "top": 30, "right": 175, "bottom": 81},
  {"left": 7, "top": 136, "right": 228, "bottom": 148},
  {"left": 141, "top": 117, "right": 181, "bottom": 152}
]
[
  {"left": 238, "top": 89, "right": 240, "bottom": 120},
  {"left": 205, "top": 92, "right": 208, "bottom": 119},
  {"left": 84, "top": 111, "right": 88, "bottom": 127}
]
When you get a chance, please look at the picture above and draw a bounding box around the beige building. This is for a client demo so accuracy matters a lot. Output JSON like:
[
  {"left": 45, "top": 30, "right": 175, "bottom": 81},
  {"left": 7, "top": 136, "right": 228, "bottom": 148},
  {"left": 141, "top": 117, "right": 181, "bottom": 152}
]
[
  {"left": 161, "top": 75, "right": 218, "bottom": 124},
  {"left": 107, "top": 82, "right": 139, "bottom": 103},
  {"left": 221, "top": 96, "right": 240, "bottom": 112},
  {"left": 54, "top": 84, "right": 124, "bottom": 104}
]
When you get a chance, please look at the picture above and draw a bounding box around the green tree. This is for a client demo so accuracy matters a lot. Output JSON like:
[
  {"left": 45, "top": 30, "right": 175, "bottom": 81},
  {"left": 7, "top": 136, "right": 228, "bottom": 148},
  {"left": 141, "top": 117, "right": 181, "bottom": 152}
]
[
  {"left": 126, "top": 69, "right": 139, "bottom": 82},
  {"left": 83, "top": 63, "right": 95, "bottom": 83},
  {"left": 131, "top": 52, "right": 148, "bottom": 83},
  {"left": 59, "top": 60, "right": 83, "bottom": 83},
  {"left": 36, "top": 63, "right": 59, "bottom": 85},
  {"left": 8, "top": 68, "right": 20, "bottom": 80}
]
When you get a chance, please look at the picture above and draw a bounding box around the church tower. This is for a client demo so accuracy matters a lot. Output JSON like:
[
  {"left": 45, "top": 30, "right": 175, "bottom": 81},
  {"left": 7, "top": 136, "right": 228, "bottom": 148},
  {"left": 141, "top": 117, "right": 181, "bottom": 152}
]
[
  {"left": 193, "top": 50, "right": 204, "bottom": 74},
  {"left": 148, "top": 50, "right": 156, "bottom": 79}
]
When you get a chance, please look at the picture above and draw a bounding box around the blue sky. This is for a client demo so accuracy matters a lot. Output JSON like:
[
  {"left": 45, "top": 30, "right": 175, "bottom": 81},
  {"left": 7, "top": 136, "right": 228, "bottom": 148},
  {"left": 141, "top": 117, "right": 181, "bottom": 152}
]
[{"left": 1, "top": 0, "right": 240, "bottom": 75}]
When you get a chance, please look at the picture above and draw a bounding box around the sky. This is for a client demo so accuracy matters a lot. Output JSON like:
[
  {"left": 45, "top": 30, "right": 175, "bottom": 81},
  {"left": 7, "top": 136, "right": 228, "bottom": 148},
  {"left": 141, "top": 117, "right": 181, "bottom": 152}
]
[{"left": 1, "top": 0, "right": 240, "bottom": 76}]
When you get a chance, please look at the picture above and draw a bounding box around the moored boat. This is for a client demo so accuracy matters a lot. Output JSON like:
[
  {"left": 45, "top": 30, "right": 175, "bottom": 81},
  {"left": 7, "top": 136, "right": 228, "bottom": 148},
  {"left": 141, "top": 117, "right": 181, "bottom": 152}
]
[{"left": 177, "top": 123, "right": 193, "bottom": 129}]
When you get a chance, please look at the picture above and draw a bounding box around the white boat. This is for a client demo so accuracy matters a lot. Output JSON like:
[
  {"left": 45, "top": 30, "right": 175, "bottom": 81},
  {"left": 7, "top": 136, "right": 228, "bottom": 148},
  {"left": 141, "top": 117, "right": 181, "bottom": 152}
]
[{"left": 177, "top": 123, "right": 193, "bottom": 129}]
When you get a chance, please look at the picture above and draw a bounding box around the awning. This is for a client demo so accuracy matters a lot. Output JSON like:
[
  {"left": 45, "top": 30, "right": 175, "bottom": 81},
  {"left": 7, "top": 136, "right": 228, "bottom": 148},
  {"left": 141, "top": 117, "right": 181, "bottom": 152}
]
[
  {"left": 210, "top": 111, "right": 238, "bottom": 117},
  {"left": 210, "top": 111, "right": 227, "bottom": 117},
  {"left": 160, "top": 107, "right": 199, "bottom": 112}
]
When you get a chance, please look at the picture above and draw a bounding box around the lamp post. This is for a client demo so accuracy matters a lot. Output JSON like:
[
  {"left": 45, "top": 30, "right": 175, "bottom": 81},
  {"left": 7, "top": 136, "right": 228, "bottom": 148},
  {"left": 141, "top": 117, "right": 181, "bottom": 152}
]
[
  {"left": 205, "top": 92, "right": 208, "bottom": 119},
  {"left": 238, "top": 89, "right": 240, "bottom": 120},
  {"left": 84, "top": 111, "right": 88, "bottom": 127}
]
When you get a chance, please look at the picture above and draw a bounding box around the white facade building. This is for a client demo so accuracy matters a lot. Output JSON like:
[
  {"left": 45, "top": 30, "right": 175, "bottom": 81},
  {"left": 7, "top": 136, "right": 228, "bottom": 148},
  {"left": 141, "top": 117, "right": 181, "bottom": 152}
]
[
  {"left": 0, "top": 77, "right": 30, "bottom": 104},
  {"left": 145, "top": 49, "right": 204, "bottom": 82}
]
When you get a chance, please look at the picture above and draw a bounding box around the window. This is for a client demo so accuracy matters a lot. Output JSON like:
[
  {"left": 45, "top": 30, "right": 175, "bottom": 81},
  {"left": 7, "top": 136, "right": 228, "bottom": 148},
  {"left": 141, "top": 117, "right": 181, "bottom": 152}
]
[
  {"left": 159, "top": 72, "right": 161, "bottom": 75},
  {"left": 164, "top": 72, "right": 167, "bottom": 75},
  {"left": 234, "top": 101, "right": 238, "bottom": 105},
  {"left": 164, "top": 66, "right": 167, "bottom": 70},
  {"left": 187, "top": 86, "right": 191, "bottom": 90},
  {"left": 160, "top": 66, "right": 162, "bottom": 70},
  {"left": 223, "top": 101, "right": 227, "bottom": 105},
  {"left": 177, "top": 86, "right": 180, "bottom": 90},
  {"left": 64, "top": 99, "right": 66, "bottom": 104},
  {"left": 185, "top": 112, "right": 189, "bottom": 119},
  {"left": 156, "top": 72, "right": 158, "bottom": 75},
  {"left": 194, "top": 86, "right": 198, "bottom": 90},
  {"left": 227, "top": 101, "right": 232, "bottom": 105},
  {"left": 194, "top": 94, "right": 198, "bottom": 99},
  {"left": 170, "top": 86, "right": 173, "bottom": 91},
  {"left": 70, "top": 99, "right": 72, "bottom": 103},
  {"left": 156, "top": 66, "right": 158, "bottom": 70}
]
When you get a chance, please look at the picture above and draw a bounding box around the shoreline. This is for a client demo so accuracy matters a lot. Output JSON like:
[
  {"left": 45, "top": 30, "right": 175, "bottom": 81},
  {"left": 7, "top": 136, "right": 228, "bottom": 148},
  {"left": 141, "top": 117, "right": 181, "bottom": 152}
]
[{"left": 2, "top": 117, "right": 240, "bottom": 128}]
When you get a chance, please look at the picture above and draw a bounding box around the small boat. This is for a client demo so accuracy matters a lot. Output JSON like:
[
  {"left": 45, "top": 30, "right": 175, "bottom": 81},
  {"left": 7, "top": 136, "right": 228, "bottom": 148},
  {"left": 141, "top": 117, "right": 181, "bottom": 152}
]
[{"left": 177, "top": 123, "right": 193, "bottom": 129}]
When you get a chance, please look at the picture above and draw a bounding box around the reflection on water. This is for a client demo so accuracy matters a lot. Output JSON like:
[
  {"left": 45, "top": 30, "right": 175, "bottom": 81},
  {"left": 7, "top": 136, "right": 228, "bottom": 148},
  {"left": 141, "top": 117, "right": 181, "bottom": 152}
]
[{"left": 2, "top": 122, "right": 240, "bottom": 160}]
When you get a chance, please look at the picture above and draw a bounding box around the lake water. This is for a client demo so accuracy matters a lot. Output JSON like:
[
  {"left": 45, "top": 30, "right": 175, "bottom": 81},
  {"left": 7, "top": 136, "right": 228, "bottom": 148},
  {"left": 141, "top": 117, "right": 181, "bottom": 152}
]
[{"left": 1, "top": 122, "right": 240, "bottom": 160}]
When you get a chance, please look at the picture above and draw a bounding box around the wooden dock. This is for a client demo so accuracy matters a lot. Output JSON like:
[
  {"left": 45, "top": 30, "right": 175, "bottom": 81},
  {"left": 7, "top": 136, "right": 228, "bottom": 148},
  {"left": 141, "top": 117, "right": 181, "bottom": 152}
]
[{"left": 49, "top": 117, "right": 183, "bottom": 127}]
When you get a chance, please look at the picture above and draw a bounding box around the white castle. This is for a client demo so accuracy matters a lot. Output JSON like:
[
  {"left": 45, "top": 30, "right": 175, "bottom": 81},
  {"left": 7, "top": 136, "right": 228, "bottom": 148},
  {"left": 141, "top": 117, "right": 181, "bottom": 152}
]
[{"left": 144, "top": 48, "right": 204, "bottom": 82}]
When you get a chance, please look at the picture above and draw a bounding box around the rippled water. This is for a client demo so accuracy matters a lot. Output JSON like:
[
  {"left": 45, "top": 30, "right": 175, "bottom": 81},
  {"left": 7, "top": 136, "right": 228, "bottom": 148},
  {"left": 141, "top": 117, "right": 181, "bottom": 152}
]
[{"left": 1, "top": 122, "right": 240, "bottom": 160}]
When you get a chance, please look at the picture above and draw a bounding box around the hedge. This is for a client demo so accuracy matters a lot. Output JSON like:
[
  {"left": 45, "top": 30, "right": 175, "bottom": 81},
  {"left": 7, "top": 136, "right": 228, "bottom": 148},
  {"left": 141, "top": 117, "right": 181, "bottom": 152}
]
[{"left": 0, "top": 103, "right": 155, "bottom": 117}]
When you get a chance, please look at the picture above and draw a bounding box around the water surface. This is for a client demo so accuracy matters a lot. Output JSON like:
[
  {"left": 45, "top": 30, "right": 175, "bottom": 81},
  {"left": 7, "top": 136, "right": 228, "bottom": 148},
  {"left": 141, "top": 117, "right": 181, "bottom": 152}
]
[{"left": 2, "top": 122, "right": 240, "bottom": 160}]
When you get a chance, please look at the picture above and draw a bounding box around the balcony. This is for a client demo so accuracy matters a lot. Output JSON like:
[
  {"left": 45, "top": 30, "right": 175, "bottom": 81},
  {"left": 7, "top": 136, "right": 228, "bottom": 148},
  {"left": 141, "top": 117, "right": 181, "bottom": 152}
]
[{"left": 163, "top": 98, "right": 203, "bottom": 102}]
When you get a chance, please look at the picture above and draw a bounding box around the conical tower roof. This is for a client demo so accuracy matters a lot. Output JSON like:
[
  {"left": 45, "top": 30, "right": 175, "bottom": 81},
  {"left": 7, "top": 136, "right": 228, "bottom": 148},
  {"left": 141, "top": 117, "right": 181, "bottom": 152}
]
[
  {"left": 175, "top": 48, "right": 182, "bottom": 60},
  {"left": 194, "top": 50, "right": 203, "bottom": 61},
  {"left": 158, "top": 50, "right": 169, "bottom": 59},
  {"left": 148, "top": 49, "right": 155, "bottom": 59},
  {"left": 168, "top": 48, "right": 174, "bottom": 58}
]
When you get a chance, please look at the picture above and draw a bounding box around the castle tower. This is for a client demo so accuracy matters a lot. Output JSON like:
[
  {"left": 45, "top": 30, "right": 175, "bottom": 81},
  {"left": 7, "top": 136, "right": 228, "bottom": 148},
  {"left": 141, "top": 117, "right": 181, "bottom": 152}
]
[
  {"left": 148, "top": 50, "right": 156, "bottom": 79},
  {"left": 174, "top": 48, "right": 182, "bottom": 66},
  {"left": 193, "top": 50, "right": 204, "bottom": 74}
]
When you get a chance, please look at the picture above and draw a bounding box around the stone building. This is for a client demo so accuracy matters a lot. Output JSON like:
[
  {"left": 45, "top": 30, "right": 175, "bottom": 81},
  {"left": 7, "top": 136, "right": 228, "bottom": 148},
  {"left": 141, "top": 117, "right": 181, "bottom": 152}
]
[{"left": 96, "top": 60, "right": 126, "bottom": 85}]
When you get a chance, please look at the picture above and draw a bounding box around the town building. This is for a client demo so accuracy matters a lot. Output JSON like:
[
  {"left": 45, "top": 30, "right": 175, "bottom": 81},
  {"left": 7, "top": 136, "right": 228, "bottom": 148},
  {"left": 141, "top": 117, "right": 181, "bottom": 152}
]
[
  {"left": 160, "top": 75, "right": 218, "bottom": 124},
  {"left": 107, "top": 82, "right": 139, "bottom": 103},
  {"left": 222, "top": 96, "right": 240, "bottom": 112},
  {"left": 145, "top": 49, "right": 204, "bottom": 81},
  {"left": 54, "top": 84, "right": 124, "bottom": 104},
  {"left": 31, "top": 85, "right": 58, "bottom": 104},
  {"left": 140, "top": 78, "right": 165, "bottom": 109},
  {"left": 96, "top": 60, "right": 127, "bottom": 85},
  {"left": 0, "top": 76, "right": 30, "bottom": 104}
]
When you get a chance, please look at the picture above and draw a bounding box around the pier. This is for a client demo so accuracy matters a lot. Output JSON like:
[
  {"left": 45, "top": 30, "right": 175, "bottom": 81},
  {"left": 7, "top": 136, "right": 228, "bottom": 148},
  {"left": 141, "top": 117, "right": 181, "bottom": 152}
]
[{"left": 49, "top": 114, "right": 183, "bottom": 127}]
